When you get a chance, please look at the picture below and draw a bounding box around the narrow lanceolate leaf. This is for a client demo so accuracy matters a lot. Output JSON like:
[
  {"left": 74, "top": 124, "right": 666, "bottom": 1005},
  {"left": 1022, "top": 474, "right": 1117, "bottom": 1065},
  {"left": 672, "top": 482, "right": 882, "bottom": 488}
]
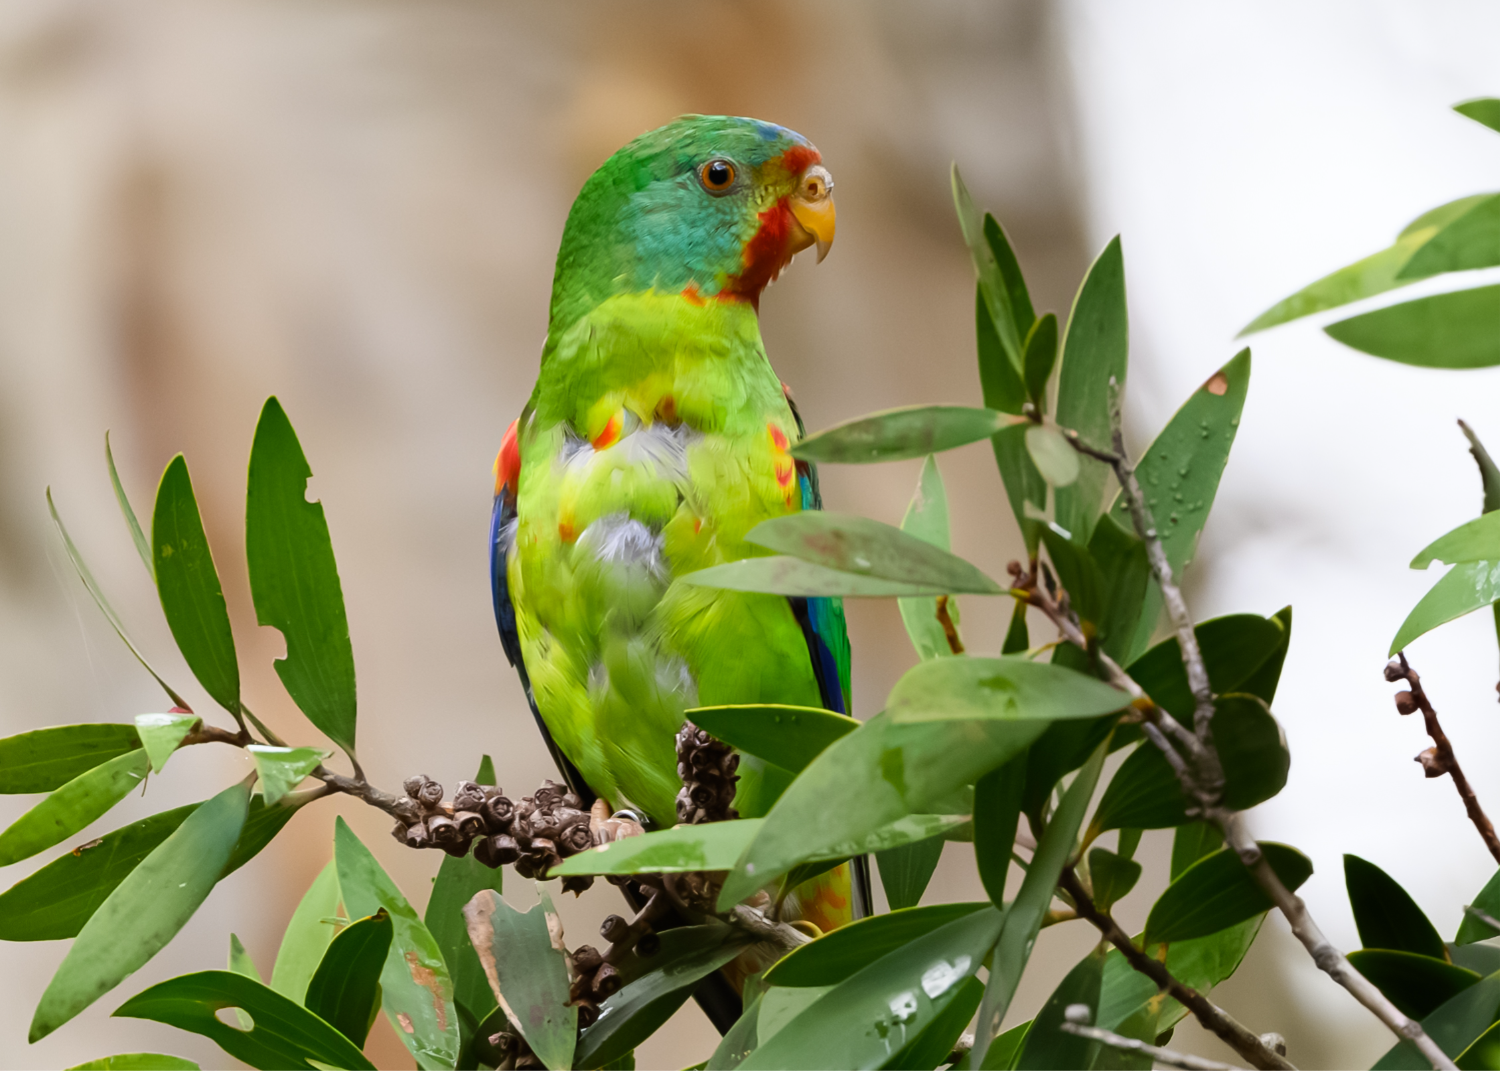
[
  {"left": 1456, "top": 97, "right": 1500, "bottom": 135},
  {"left": 246, "top": 397, "right": 358, "bottom": 757},
  {"left": 683, "top": 705, "right": 857, "bottom": 776},
  {"left": 152, "top": 455, "right": 240, "bottom": 714},
  {"left": 229, "top": 933, "right": 262, "bottom": 1029},
  {"left": 746, "top": 512, "right": 1004, "bottom": 594},
  {"left": 113, "top": 970, "right": 374, "bottom": 1071},
  {"left": 1108, "top": 349, "right": 1251, "bottom": 661},
  {"left": 898, "top": 457, "right": 961, "bottom": 661},
  {"left": 1345, "top": 854, "right": 1447, "bottom": 960},
  {"left": 1014, "top": 946, "right": 1105, "bottom": 1069},
  {"left": 333, "top": 817, "right": 458, "bottom": 1070},
  {"left": 106, "top": 431, "right": 154, "bottom": 580},
  {"left": 791, "top": 406, "right": 1019, "bottom": 464},
  {"left": 970, "top": 742, "right": 1107, "bottom": 1068},
  {"left": 1399, "top": 193, "right": 1500, "bottom": 278},
  {"left": 886, "top": 656, "right": 1130, "bottom": 724},
  {"left": 1054, "top": 236, "right": 1128, "bottom": 543},
  {"left": 30, "top": 779, "right": 251, "bottom": 1041},
  {"left": 973, "top": 754, "right": 1025, "bottom": 908},
  {"left": 270, "top": 860, "right": 341, "bottom": 1002},
  {"left": 247, "top": 746, "right": 329, "bottom": 806},
  {"left": 764, "top": 902, "right": 990, "bottom": 988},
  {"left": 0, "top": 749, "right": 151, "bottom": 867},
  {"left": 47, "top": 489, "right": 188, "bottom": 709},
  {"left": 683, "top": 556, "right": 953, "bottom": 598},
  {"left": 305, "top": 909, "right": 392, "bottom": 1047},
  {"left": 0, "top": 723, "right": 141, "bottom": 793},
  {"left": 1327, "top": 285, "right": 1500, "bottom": 369},
  {"left": 953, "top": 166, "right": 1023, "bottom": 370},
  {"left": 718, "top": 701, "right": 1094, "bottom": 910},
  {"left": 886, "top": 975, "right": 985, "bottom": 1071},
  {"left": 68, "top": 1054, "right": 199, "bottom": 1070},
  {"left": 875, "top": 835, "right": 945, "bottom": 912},
  {"left": 1412, "top": 511, "right": 1500, "bottom": 568},
  {"left": 134, "top": 713, "right": 200, "bottom": 775},
  {"left": 1143, "top": 843, "right": 1312, "bottom": 945},
  {"left": 465, "top": 888, "right": 575, "bottom": 1071},
  {"left": 1022, "top": 313, "right": 1058, "bottom": 413},
  {"left": 575, "top": 925, "right": 749, "bottom": 1070},
  {"left": 1392, "top": 559, "right": 1500, "bottom": 654},
  {"left": 425, "top": 755, "right": 504, "bottom": 1022},
  {"left": 742, "top": 906, "right": 1003, "bottom": 1070}
]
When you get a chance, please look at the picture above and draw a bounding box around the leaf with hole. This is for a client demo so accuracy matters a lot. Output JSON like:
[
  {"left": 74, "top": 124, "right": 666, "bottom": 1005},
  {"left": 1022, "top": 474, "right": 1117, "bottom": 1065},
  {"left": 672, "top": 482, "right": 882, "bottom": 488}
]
[
  {"left": 0, "top": 749, "right": 151, "bottom": 867},
  {"left": 792, "top": 405, "right": 1020, "bottom": 464},
  {"left": 1345, "top": 854, "right": 1447, "bottom": 959},
  {"left": 0, "top": 723, "right": 142, "bottom": 794},
  {"left": 464, "top": 888, "right": 575, "bottom": 1071},
  {"left": 113, "top": 970, "right": 373, "bottom": 1071},
  {"left": 685, "top": 705, "right": 858, "bottom": 775},
  {"left": 246, "top": 397, "right": 357, "bottom": 757},
  {"left": 1412, "top": 512, "right": 1500, "bottom": 569},
  {"left": 1143, "top": 843, "right": 1311, "bottom": 945},
  {"left": 1348, "top": 949, "right": 1479, "bottom": 1020},
  {"left": 30, "top": 779, "right": 251, "bottom": 1041},
  {"left": 1327, "top": 285, "right": 1500, "bottom": 370},
  {"left": 152, "top": 455, "right": 240, "bottom": 715},
  {"left": 305, "top": 908, "right": 391, "bottom": 1047}
]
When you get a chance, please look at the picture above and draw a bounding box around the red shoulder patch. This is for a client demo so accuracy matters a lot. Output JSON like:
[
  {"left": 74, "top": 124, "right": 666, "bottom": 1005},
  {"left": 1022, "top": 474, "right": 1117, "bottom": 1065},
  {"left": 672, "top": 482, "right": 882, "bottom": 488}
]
[{"left": 494, "top": 419, "right": 520, "bottom": 495}]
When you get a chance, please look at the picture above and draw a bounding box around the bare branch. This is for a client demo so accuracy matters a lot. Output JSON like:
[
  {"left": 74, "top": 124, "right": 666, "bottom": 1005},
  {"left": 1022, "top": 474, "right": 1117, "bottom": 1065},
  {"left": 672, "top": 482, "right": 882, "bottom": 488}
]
[{"left": 1059, "top": 1020, "right": 1245, "bottom": 1070}]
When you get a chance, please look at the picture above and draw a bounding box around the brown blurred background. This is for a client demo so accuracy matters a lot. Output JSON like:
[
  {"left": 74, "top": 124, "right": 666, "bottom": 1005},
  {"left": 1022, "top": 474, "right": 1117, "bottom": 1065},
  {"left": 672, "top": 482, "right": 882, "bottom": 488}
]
[{"left": 4, "top": 1, "right": 1491, "bottom": 1068}]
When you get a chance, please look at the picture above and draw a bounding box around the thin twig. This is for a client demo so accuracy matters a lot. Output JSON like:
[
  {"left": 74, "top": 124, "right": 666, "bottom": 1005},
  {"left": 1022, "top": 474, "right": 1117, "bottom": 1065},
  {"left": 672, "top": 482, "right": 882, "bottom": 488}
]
[
  {"left": 1059, "top": 1021, "right": 1244, "bottom": 1070},
  {"left": 1056, "top": 380, "right": 1455, "bottom": 1071},
  {"left": 1059, "top": 867, "right": 1293, "bottom": 1070},
  {"left": 1387, "top": 654, "right": 1500, "bottom": 866},
  {"left": 935, "top": 595, "right": 965, "bottom": 655}
]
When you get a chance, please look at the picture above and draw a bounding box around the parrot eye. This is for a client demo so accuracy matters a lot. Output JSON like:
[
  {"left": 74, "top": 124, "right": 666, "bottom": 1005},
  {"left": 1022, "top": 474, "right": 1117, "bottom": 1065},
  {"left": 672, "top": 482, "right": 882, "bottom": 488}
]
[{"left": 699, "top": 159, "right": 736, "bottom": 194}]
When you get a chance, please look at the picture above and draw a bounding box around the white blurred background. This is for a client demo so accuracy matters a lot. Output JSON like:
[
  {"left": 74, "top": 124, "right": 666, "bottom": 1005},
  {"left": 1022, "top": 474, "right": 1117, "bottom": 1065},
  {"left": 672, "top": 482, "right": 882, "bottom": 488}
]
[{"left": 0, "top": 1, "right": 1496, "bottom": 1067}]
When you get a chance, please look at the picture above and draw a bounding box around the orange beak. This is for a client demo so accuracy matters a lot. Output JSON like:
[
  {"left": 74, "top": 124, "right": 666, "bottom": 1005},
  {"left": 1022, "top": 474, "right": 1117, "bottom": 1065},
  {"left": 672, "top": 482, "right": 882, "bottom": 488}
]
[{"left": 788, "top": 165, "right": 836, "bottom": 263}]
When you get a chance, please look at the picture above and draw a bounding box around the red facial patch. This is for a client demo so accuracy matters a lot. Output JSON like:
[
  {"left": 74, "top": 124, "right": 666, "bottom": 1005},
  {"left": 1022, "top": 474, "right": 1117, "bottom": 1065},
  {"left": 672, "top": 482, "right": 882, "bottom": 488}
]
[
  {"left": 778, "top": 144, "right": 821, "bottom": 176},
  {"left": 494, "top": 419, "right": 520, "bottom": 495}
]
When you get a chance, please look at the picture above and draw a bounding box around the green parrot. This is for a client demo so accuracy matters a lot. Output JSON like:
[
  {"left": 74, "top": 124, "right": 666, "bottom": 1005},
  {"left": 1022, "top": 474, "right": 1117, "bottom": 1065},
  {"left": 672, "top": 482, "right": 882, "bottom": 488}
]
[{"left": 490, "top": 114, "right": 864, "bottom": 936}]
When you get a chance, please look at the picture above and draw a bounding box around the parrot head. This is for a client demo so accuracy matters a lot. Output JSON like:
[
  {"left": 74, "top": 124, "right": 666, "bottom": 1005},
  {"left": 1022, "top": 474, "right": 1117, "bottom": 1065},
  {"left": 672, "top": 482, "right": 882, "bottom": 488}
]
[{"left": 548, "top": 114, "right": 835, "bottom": 331}]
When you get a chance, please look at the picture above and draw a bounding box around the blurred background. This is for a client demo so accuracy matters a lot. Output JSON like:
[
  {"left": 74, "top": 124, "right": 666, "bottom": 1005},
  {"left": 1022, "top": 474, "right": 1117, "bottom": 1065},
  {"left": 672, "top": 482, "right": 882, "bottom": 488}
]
[{"left": 1, "top": 1, "right": 1497, "bottom": 1066}]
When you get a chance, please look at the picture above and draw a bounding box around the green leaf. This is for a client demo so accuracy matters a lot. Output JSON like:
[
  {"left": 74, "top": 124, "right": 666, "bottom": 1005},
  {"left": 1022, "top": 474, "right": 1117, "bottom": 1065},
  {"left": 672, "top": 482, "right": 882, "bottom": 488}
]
[
  {"left": 973, "top": 754, "right": 1025, "bottom": 908},
  {"left": 0, "top": 748, "right": 152, "bottom": 867},
  {"left": 464, "top": 888, "right": 575, "bottom": 1071},
  {"left": 30, "top": 779, "right": 251, "bottom": 1041},
  {"left": 884, "top": 974, "right": 984, "bottom": 1070},
  {"left": 246, "top": 397, "right": 358, "bottom": 757},
  {"left": 1023, "top": 314, "right": 1059, "bottom": 413},
  {"left": 1347, "top": 949, "right": 1479, "bottom": 1020},
  {"left": 1143, "top": 842, "right": 1311, "bottom": 945},
  {"left": 1237, "top": 606, "right": 1293, "bottom": 708},
  {"left": 764, "top": 902, "right": 991, "bottom": 988},
  {"left": 68, "top": 1054, "right": 199, "bottom": 1070},
  {"left": 1090, "top": 694, "right": 1289, "bottom": 833},
  {"left": 1327, "top": 285, "right": 1500, "bottom": 369},
  {"left": 991, "top": 422, "right": 1047, "bottom": 556},
  {"left": 953, "top": 167, "right": 1024, "bottom": 371},
  {"left": 1456, "top": 869, "right": 1500, "bottom": 945},
  {"left": 1025, "top": 425, "right": 1080, "bottom": 488},
  {"left": 247, "top": 746, "right": 329, "bottom": 806},
  {"left": 1096, "top": 915, "right": 1263, "bottom": 1036},
  {"left": 1017, "top": 699, "right": 1124, "bottom": 827},
  {"left": 113, "top": 970, "right": 374, "bottom": 1071},
  {"left": 747, "top": 512, "right": 1004, "bottom": 594},
  {"left": 1413, "top": 512, "right": 1500, "bottom": 568},
  {"left": 875, "top": 835, "right": 945, "bottom": 911},
  {"left": 271, "top": 860, "right": 341, "bottom": 1002},
  {"left": 684, "top": 705, "right": 857, "bottom": 776},
  {"left": 1088, "top": 848, "right": 1142, "bottom": 914},
  {"left": 1460, "top": 1018, "right": 1500, "bottom": 1070},
  {"left": 1108, "top": 349, "right": 1251, "bottom": 660},
  {"left": 1456, "top": 98, "right": 1500, "bottom": 134},
  {"left": 977, "top": 285, "right": 1028, "bottom": 417},
  {"left": 898, "top": 456, "right": 961, "bottom": 661},
  {"left": 683, "top": 556, "right": 965, "bottom": 598},
  {"left": 0, "top": 723, "right": 142, "bottom": 794},
  {"left": 1345, "top": 854, "right": 1447, "bottom": 959},
  {"left": 718, "top": 693, "right": 1107, "bottom": 910},
  {"left": 426, "top": 755, "right": 503, "bottom": 1026},
  {"left": 887, "top": 656, "right": 1130, "bottom": 725},
  {"left": 106, "top": 431, "right": 155, "bottom": 580},
  {"left": 1392, "top": 558, "right": 1500, "bottom": 654},
  {"left": 1091, "top": 1004, "right": 1157, "bottom": 1071},
  {"left": 1170, "top": 822, "right": 1224, "bottom": 881},
  {"left": 981, "top": 1021, "right": 1032, "bottom": 1070},
  {"left": 133, "top": 713, "right": 199, "bottom": 775},
  {"left": 1399, "top": 194, "right": 1500, "bottom": 278},
  {"left": 791, "top": 405, "right": 1018, "bottom": 464},
  {"left": 229, "top": 933, "right": 262, "bottom": 1029},
  {"left": 333, "top": 817, "right": 458, "bottom": 1070},
  {"left": 1054, "top": 237, "right": 1128, "bottom": 543},
  {"left": 1125, "top": 612, "right": 1286, "bottom": 722},
  {"left": 1374, "top": 967, "right": 1500, "bottom": 1068},
  {"left": 152, "top": 455, "right": 240, "bottom": 714},
  {"left": 47, "top": 488, "right": 189, "bottom": 709},
  {"left": 1014, "top": 946, "right": 1105, "bottom": 1070},
  {"left": 1086, "top": 518, "right": 1152, "bottom": 661},
  {"left": 0, "top": 791, "right": 305, "bottom": 943},
  {"left": 1461, "top": 421, "right": 1500, "bottom": 514},
  {"left": 305, "top": 908, "right": 391, "bottom": 1047},
  {"left": 742, "top": 905, "right": 1003, "bottom": 1070},
  {"left": 1003, "top": 600, "right": 1029, "bottom": 655},
  {"left": 1451, "top": 943, "right": 1500, "bottom": 976},
  {"left": 971, "top": 742, "right": 1108, "bottom": 1067},
  {"left": 575, "top": 925, "right": 749, "bottom": 1070},
  {"left": 706, "top": 984, "right": 765, "bottom": 1071},
  {"left": 984, "top": 212, "right": 1037, "bottom": 344}
]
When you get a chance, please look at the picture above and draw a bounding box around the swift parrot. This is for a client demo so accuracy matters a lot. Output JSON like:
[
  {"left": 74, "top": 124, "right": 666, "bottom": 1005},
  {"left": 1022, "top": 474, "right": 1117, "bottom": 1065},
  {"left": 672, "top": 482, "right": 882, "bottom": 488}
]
[{"left": 490, "top": 114, "right": 867, "bottom": 935}]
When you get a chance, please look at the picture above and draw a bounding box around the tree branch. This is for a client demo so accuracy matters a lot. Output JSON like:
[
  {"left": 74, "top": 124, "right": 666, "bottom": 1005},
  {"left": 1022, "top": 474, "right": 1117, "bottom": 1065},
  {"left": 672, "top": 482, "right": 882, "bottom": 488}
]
[
  {"left": 1059, "top": 1020, "right": 1245, "bottom": 1071},
  {"left": 1386, "top": 653, "right": 1500, "bottom": 867},
  {"left": 1059, "top": 867, "right": 1293, "bottom": 1070}
]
